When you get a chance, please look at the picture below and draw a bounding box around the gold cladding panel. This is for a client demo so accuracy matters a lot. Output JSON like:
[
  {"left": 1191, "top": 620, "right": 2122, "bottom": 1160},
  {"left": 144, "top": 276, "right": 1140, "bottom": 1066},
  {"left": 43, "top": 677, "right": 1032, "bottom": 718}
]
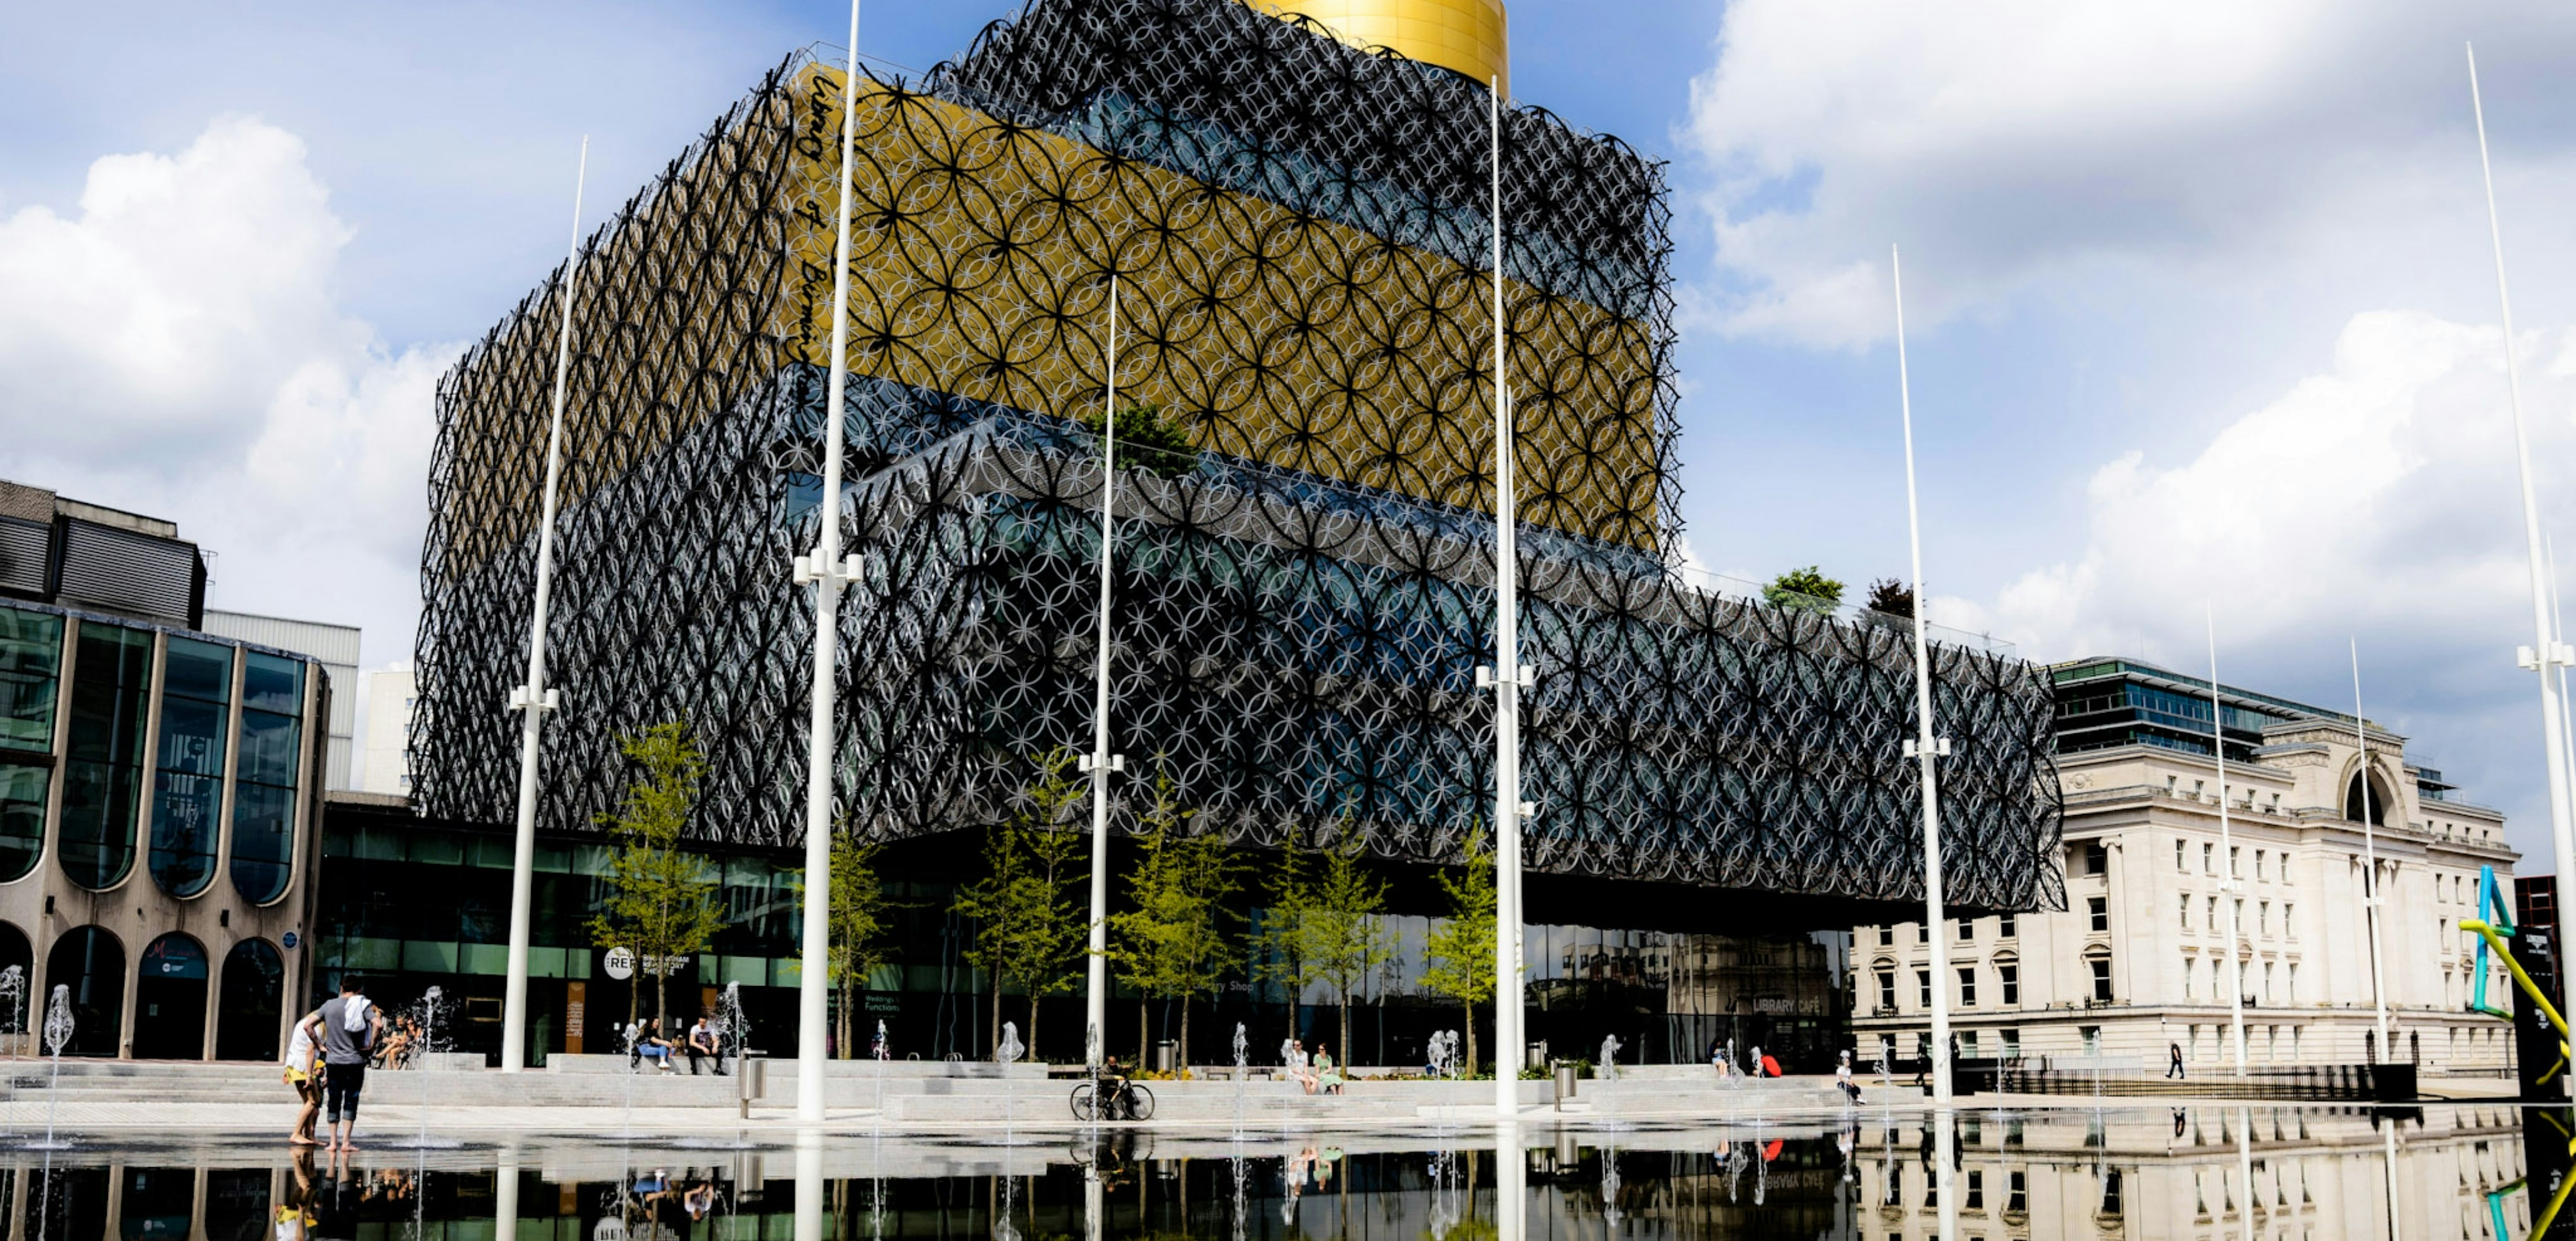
[
  {"left": 789, "top": 68, "right": 1659, "bottom": 549},
  {"left": 1242, "top": 0, "right": 1509, "bottom": 92}
]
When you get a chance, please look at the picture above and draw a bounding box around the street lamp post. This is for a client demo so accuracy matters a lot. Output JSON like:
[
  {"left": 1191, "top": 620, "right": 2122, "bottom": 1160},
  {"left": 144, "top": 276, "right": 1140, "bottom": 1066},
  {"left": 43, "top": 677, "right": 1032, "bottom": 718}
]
[
  {"left": 1484, "top": 76, "right": 1527, "bottom": 1117},
  {"left": 2204, "top": 610, "right": 2247, "bottom": 1076},
  {"left": 793, "top": 0, "right": 867, "bottom": 1122},
  {"left": 1081, "top": 276, "right": 1125, "bottom": 1070},
  {"left": 1890, "top": 244, "right": 1951, "bottom": 1110},
  {"left": 2467, "top": 43, "right": 2576, "bottom": 1097},
  {"left": 500, "top": 138, "right": 588, "bottom": 1073}
]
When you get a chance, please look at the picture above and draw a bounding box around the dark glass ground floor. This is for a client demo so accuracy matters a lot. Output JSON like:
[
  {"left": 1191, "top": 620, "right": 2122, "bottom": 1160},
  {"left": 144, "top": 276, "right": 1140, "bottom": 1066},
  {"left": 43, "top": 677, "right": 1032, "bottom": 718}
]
[{"left": 316, "top": 799, "right": 1868, "bottom": 1071}]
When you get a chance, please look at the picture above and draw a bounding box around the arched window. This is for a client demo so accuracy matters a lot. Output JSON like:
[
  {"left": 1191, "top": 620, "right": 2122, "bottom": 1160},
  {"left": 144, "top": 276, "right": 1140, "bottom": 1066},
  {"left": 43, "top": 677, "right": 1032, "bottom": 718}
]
[
  {"left": 228, "top": 651, "right": 304, "bottom": 904},
  {"left": 215, "top": 939, "right": 284, "bottom": 1061},
  {"left": 147, "top": 637, "right": 231, "bottom": 898},
  {"left": 133, "top": 932, "right": 207, "bottom": 1060},
  {"left": 1992, "top": 953, "right": 2022, "bottom": 1006},
  {"left": 0, "top": 920, "right": 31, "bottom": 1035},
  {"left": 2344, "top": 767, "right": 2392, "bottom": 826},
  {"left": 43, "top": 926, "right": 125, "bottom": 1057},
  {"left": 60, "top": 625, "right": 151, "bottom": 890}
]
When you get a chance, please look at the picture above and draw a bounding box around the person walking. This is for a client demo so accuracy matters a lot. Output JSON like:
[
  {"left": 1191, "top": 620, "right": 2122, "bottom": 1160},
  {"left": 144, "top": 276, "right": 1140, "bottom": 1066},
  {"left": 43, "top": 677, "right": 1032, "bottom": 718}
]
[
  {"left": 317, "top": 979, "right": 381, "bottom": 1152},
  {"left": 2167, "top": 1041, "right": 2186, "bottom": 1080},
  {"left": 283, "top": 1006, "right": 327, "bottom": 1146}
]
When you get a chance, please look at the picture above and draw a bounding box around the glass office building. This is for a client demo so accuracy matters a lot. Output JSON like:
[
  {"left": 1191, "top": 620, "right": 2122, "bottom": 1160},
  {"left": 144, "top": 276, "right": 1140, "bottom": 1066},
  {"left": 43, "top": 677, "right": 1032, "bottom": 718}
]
[{"left": 0, "top": 595, "right": 327, "bottom": 1059}]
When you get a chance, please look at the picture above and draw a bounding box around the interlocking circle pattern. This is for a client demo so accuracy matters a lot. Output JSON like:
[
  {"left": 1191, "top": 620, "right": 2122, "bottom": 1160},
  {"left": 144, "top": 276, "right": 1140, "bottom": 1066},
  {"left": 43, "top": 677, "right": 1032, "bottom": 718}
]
[{"left": 413, "top": 0, "right": 2063, "bottom": 916}]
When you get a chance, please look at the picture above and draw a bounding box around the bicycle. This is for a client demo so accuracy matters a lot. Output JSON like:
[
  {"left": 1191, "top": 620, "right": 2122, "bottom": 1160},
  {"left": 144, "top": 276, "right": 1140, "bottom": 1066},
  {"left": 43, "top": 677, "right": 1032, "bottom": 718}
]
[{"left": 1070, "top": 1077, "right": 1155, "bottom": 1122}]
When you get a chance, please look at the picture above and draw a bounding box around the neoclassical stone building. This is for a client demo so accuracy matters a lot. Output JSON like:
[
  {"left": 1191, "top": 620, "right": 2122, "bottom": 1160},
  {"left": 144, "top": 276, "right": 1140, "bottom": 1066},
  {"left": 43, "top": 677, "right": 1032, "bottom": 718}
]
[{"left": 1856, "top": 657, "right": 2518, "bottom": 1077}]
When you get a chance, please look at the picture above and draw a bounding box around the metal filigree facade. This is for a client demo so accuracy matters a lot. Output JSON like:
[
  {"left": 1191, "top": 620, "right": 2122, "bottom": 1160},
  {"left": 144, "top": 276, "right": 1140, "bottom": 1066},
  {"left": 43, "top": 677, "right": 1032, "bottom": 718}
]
[{"left": 415, "top": 0, "right": 2065, "bottom": 914}]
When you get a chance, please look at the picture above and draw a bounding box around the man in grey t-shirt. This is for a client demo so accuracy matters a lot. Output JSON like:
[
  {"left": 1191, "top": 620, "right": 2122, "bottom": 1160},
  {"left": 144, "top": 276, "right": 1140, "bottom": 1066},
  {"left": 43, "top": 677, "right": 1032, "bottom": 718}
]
[{"left": 315, "top": 979, "right": 381, "bottom": 1152}]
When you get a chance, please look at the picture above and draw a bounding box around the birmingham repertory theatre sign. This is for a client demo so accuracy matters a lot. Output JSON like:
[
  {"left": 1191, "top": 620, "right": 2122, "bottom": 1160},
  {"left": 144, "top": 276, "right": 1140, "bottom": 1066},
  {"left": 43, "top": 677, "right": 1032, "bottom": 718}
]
[{"left": 412, "top": 0, "right": 2063, "bottom": 914}]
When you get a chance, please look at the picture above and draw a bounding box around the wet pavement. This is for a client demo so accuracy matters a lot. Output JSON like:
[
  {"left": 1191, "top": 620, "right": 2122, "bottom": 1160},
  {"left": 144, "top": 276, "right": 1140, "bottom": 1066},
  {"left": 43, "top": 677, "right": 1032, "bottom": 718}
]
[{"left": 0, "top": 1101, "right": 2553, "bottom": 1238}]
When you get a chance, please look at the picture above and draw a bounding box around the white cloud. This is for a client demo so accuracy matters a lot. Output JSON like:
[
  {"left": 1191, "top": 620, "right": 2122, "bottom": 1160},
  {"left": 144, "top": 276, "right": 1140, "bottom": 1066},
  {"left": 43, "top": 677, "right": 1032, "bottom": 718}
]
[
  {"left": 1952, "top": 309, "right": 2565, "bottom": 659},
  {"left": 1938, "top": 310, "right": 2576, "bottom": 840},
  {"left": 0, "top": 116, "right": 455, "bottom": 665},
  {"left": 1684, "top": 1, "right": 2576, "bottom": 347}
]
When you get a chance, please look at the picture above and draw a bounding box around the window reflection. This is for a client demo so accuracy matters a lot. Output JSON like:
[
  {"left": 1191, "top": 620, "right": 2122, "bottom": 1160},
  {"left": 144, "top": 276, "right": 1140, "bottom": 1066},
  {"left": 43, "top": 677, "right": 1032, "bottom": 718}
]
[
  {"left": 0, "top": 607, "right": 62, "bottom": 747},
  {"left": 0, "top": 608, "right": 60, "bottom": 883},
  {"left": 148, "top": 637, "right": 230, "bottom": 897},
  {"left": 229, "top": 651, "right": 303, "bottom": 903},
  {"left": 62, "top": 625, "right": 150, "bottom": 889}
]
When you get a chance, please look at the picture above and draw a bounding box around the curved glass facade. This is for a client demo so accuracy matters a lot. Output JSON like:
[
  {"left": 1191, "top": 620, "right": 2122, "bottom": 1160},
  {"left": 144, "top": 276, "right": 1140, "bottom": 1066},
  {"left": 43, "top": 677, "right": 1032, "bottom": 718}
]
[
  {"left": 0, "top": 609, "right": 58, "bottom": 883},
  {"left": 227, "top": 651, "right": 302, "bottom": 904},
  {"left": 148, "top": 637, "right": 230, "bottom": 897},
  {"left": 61, "top": 625, "right": 151, "bottom": 890}
]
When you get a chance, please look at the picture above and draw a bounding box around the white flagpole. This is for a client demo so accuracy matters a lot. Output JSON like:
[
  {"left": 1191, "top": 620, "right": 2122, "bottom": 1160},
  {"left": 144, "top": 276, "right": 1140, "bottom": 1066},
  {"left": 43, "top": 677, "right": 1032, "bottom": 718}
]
[
  {"left": 2551, "top": 538, "right": 2576, "bottom": 814},
  {"left": 2204, "top": 608, "right": 2246, "bottom": 1076},
  {"left": 1896, "top": 241, "right": 1947, "bottom": 1107},
  {"left": 794, "top": 0, "right": 865, "bottom": 1122},
  {"left": 2352, "top": 640, "right": 2392, "bottom": 1063},
  {"left": 1487, "top": 76, "right": 1527, "bottom": 1116},
  {"left": 2469, "top": 43, "right": 2576, "bottom": 1096},
  {"left": 500, "top": 136, "right": 588, "bottom": 1074},
  {"left": 1892, "top": 244, "right": 1951, "bottom": 1109},
  {"left": 1081, "top": 276, "right": 1123, "bottom": 1071}
]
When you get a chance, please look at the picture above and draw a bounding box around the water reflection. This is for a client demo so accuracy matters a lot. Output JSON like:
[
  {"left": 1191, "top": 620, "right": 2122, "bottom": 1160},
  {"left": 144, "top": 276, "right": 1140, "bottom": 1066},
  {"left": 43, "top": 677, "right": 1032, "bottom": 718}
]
[{"left": 0, "top": 1104, "right": 2546, "bottom": 1240}]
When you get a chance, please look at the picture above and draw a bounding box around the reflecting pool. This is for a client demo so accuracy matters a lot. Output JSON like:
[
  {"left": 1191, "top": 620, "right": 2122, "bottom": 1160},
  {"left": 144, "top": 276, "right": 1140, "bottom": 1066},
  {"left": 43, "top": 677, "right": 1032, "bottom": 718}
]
[{"left": 0, "top": 1103, "right": 2550, "bottom": 1240}]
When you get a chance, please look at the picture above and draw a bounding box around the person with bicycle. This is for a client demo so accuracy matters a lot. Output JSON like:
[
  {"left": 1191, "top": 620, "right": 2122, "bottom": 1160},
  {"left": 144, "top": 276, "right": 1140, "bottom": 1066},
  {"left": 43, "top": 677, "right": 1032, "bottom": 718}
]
[
  {"left": 1097, "top": 1055, "right": 1135, "bottom": 1118},
  {"left": 1074, "top": 1055, "right": 1154, "bottom": 1120}
]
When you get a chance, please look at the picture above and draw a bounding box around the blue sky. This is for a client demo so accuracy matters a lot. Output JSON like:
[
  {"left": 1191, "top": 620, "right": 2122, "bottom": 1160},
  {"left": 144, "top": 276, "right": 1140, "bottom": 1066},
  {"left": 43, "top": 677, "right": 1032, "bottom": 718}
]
[{"left": 8, "top": 1, "right": 2576, "bottom": 859}]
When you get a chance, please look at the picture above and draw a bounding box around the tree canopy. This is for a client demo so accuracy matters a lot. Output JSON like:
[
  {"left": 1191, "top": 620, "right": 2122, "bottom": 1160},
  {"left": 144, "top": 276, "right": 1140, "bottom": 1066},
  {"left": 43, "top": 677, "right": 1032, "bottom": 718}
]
[
  {"left": 586, "top": 721, "right": 726, "bottom": 1030},
  {"left": 1081, "top": 400, "right": 1197, "bottom": 480},
  {"left": 1764, "top": 565, "right": 1845, "bottom": 614}
]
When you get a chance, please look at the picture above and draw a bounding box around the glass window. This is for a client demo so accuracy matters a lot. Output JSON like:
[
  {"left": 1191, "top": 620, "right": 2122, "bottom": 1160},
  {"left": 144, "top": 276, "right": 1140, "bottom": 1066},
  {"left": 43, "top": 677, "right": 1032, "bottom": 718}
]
[
  {"left": 2088, "top": 896, "right": 2108, "bottom": 932},
  {"left": 61, "top": 625, "right": 152, "bottom": 889},
  {"left": 1998, "top": 962, "right": 2019, "bottom": 1006},
  {"left": 0, "top": 609, "right": 54, "bottom": 888},
  {"left": 1957, "top": 966, "right": 1976, "bottom": 1007},
  {"left": 1876, "top": 969, "right": 1895, "bottom": 1010},
  {"left": 148, "top": 638, "right": 230, "bottom": 898},
  {"left": 0, "top": 607, "right": 64, "bottom": 748},
  {"left": 1998, "top": 914, "right": 2016, "bottom": 938},
  {"left": 2088, "top": 956, "right": 2112, "bottom": 1002},
  {"left": 0, "top": 761, "right": 44, "bottom": 881},
  {"left": 228, "top": 652, "right": 303, "bottom": 904},
  {"left": 1957, "top": 917, "right": 1974, "bottom": 942},
  {"left": 1917, "top": 969, "right": 1931, "bottom": 1008}
]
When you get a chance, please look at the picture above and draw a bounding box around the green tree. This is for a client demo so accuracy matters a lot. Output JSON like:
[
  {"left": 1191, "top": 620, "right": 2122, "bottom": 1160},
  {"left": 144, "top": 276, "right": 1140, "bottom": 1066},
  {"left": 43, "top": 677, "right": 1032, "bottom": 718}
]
[
  {"left": 951, "top": 750, "right": 1090, "bottom": 1059},
  {"left": 1294, "top": 834, "right": 1394, "bottom": 1065},
  {"left": 953, "top": 812, "right": 1030, "bottom": 1056},
  {"left": 586, "top": 722, "right": 727, "bottom": 1030},
  {"left": 1420, "top": 827, "right": 1497, "bottom": 1075},
  {"left": 1004, "top": 750, "right": 1089, "bottom": 1060},
  {"left": 825, "top": 832, "right": 892, "bottom": 1059},
  {"left": 1764, "top": 565, "right": 1845, "bottom": 614},
  {"left": 1110, "top": 771, "right": 1242, "bottom": 1071},
  {"left": 1082, "top": 400, "right": 1197, "bottom": 480},
  {"left": 1250, "top": 827, "right": 1313, "bottom": 1043},
  {"left": 1864, "top": 577, "right": 1915, "bottom": 619}
]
